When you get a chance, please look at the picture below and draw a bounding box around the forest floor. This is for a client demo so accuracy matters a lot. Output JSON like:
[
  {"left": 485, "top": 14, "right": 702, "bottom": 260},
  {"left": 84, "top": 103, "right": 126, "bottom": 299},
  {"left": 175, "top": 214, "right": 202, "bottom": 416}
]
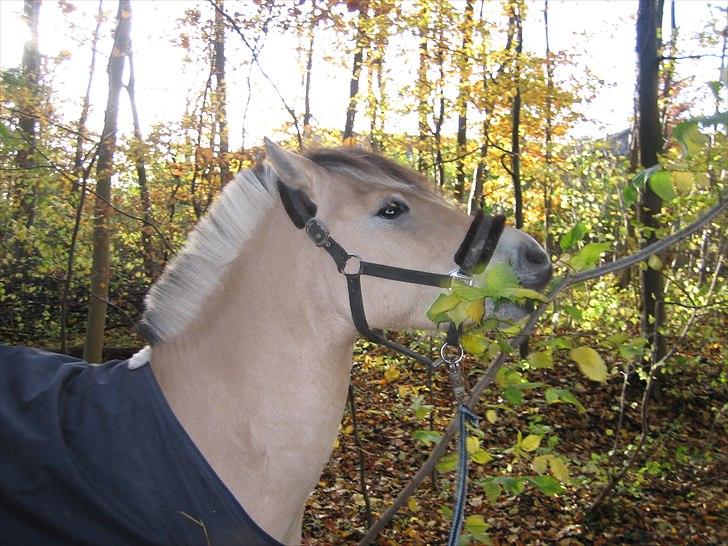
[{"left": 302, "top": 323, "right": 728, "bottom": 546}]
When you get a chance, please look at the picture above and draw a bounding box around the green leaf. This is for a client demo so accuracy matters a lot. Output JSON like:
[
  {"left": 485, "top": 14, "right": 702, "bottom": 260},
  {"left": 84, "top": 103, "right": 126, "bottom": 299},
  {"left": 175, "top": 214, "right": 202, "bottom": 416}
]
[
  {"left": 532, "top": 454, "right": 549, "bottom": 474},
  {"left": 451, "top": 282, "right": 487, "bottom": 301},
  {"left": 509, "top": 287, "right": 548, "bottom": 302},
  {"left": 471, "top": 449, "right": 493, "bottom": 464},
  {"left": 467, "top": 436, "right": 481, "bottom": 454},
  {"left": 462, "top": 332, "right": 489, "bottom": 355},
  {"left": 559, "top": 221, "right": 588, "bottom": 252},
  {"left": 570, "top": 242, "right": 611, "bottom": 271},
  {"left": 486, "top": 409, "right": 497, "bottom": 424},
  {"left": 494, "top": 476, "right": 526, "bottom": 496},
  {"left": 544, "top": 388, "right": 560, "bottom": 404},
  {"left": 504, "top": 386, "right": 524, "bottom": 405},
  {"left": 436, "top": 453, "right": 459, "bottom": 473},
  {"left": 548, "top": 456, "right": 571, "bottom": 482},
  {"left": 623, "top": 183, "right": 638, "bottom": 207},
  {"left": 476, "top": 263, "right": 520, "bottom": 300},
  {"left": 427, "top": 293, "right": 461, "bottom": 323},
  {"left": 630, "top": 164, "right": 661, "bottom": 188},
  {"left": 672, "top": 120, "right": 710, "bottom": 157},
  {"left": 527, "top": 475, "right": 564, "bottom": 496},
  {"left": 528, "top": 350, "right": 552, "bottom": 369},
  {"left": 464, "top": 515, "right": 491, "bottom": 543},
  {"left": 520, "top": 434, "right": 542, "bottom": 452},
  {"left": 480, "top": 478, "right": 501, "bottom": 502},
  {"left": 569, "top": 346, "right": 608, "bottom": 382},
  {"left": 413, "top": 429, "right": 442, "bottom": 445},
  {"left": 414, "top": 404, "right": 433, "bottom": 419},
  {"left": 647, "top": 254, "right": 663, "bottom": 270},
  {"left": 648, "top": 170, "right": 676, "bottom": 202},
  {"left": 545, "top": 388, "right": 586, "bottom": 412},
  {"left": 671, "top": 171, "right": 694, "bottom": 194}
]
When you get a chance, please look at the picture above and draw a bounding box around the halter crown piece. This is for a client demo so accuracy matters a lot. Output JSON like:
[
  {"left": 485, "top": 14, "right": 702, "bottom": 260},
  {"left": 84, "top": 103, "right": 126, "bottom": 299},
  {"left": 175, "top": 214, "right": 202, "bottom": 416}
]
[{"left": 277, "top": 180, "right": 505, "bottom": 369}]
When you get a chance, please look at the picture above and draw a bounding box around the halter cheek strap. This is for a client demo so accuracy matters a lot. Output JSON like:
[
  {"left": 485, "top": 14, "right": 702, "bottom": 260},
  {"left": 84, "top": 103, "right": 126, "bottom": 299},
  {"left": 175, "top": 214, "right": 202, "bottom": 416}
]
[{"left": 278, "top": 180, "right": 505, "bottom": 369}]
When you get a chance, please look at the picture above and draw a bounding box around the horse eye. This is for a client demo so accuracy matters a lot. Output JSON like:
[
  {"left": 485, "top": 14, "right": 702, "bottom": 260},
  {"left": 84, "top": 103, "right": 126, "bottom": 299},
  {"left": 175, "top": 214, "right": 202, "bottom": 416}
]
[{"left": 377, "top": 201, "right": 408, "bottom": 220}]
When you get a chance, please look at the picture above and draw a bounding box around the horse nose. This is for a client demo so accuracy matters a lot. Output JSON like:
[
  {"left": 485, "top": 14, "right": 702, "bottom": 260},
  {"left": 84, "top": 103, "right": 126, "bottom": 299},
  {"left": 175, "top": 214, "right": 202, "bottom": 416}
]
[{"left": 514, "top": 237, "right": 552, "bottom": 290}]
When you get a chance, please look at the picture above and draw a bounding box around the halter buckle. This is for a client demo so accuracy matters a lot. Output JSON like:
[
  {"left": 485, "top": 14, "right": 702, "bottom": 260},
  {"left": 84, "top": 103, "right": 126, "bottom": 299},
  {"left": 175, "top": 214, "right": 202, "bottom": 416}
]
[
  {"left": 304, "top": 218, "right": 330, "bottom": 247},
  {"left": 448, "top": 268, "right": 474, "bottom": 287}
]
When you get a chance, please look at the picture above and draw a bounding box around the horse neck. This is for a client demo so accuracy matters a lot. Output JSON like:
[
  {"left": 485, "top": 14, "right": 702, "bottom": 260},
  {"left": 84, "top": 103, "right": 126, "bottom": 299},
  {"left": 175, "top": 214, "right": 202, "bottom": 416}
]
[{"left": 150, "top": 214, "right": 357, "bottom": 544}]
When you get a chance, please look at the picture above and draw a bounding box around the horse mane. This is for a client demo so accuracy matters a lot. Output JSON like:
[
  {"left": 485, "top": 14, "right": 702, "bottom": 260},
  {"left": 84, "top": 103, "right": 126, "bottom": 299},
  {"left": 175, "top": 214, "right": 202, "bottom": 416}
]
[{"left": 140, "top": 147, "right": 439, "bottom": 344}]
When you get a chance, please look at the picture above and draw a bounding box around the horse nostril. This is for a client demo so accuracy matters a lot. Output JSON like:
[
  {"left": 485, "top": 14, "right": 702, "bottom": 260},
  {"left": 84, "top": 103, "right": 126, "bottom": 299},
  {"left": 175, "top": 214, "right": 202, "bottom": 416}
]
[
  {"left": 525, "top": 245, "right": 549, "bottom": 267},
  {"left": 517, "top": 240, "right": 552, "bottom": 289}
]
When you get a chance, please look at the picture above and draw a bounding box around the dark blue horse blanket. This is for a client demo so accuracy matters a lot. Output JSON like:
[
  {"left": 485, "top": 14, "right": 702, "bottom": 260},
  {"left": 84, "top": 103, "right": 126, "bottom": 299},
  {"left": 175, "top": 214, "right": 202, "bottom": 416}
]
[{"left": 0, "top": 345, "right": 282, "bottom": 546}]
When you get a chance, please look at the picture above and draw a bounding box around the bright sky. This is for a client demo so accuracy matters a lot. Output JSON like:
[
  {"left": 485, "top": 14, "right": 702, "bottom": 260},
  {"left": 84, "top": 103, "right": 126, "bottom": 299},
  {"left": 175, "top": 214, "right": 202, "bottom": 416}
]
[{"left": 0, "top": 0, "right": 724, "bottom": 148}]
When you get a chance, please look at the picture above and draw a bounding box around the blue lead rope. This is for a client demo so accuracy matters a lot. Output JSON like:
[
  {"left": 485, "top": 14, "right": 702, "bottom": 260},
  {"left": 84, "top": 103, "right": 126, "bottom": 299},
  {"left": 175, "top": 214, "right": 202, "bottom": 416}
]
[{"left": 447, "top": 403, "right": 479, "bottom": 546}]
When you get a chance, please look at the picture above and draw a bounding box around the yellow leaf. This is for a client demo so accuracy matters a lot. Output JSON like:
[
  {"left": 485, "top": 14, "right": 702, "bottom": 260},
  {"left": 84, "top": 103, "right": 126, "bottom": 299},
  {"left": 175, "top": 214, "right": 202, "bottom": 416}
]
[
  {"left": 408, "top": 497, "right": 420, "bottom": 513},
  {"left": 569, "top": 346, "right": 608, "bottom": 382},
  {"left": 397, "top": 385, "right": 410, "bottom": 397},
  {"left": 549, "top": 456, "right": 571, "bottom": 482},
  {"left": 471, "top": 449, "right": 493, "bottom": 464},
  {"left": 647, "top": 254, "right": 663, "bottom": 271},
  {"left": 462, "top": 299, "right": 485, "bottom": 323},
  {"left": 462, "top": 332, "right": 488, "bottom": 355},
  {"left": 671, "top": 171, "right": 694, "bottom": 194},
  {"left": 532, "top": 454, "right": 549, "bottom": 474},
  {"left": 383, "top": 366, "right": 400, "bottom": 383},
  {"left": 341, "top": 425, "right": 353, "bottom": 435},
  {"left": 520, "top": 434, "right": 542, "bottom": 452},
  {"left": 695, "top": 172, "right": 709, "bottom": 188},
  {"left": 467, "top": 436, "right": 480, "bottom": 454},
  {"left": 486, "top": 409, "right": 497, "bottom": 424},
  {"left": 528, "top": 350, "right": 552, "bottom": 369}
]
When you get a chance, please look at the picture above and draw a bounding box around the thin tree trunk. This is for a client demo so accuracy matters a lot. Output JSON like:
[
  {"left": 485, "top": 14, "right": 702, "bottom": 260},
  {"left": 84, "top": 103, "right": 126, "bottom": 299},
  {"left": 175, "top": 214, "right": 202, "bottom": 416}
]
[
  {"left": 13, "top": 0, "right": 42, "bottom": 260},
  {"left": 302, "top": 0, "right": 316, "bottom": 140},
  {"left": 543, "top": 0, "right": 554, "bottom": 255},
  {"left": 61, "top": 0, "right": 103, "bottom": 353},
  {"left": 73, "top": 0, "right": 103, "bottom": 186},
  {"left": 343, "top": 3, "right": 368, "bottom": 143},
  {"left": 510, "top": 3, "right": 524, "bottom": 230},
  {"left": 636, "top": 0, "right": 667, "bottom": 377},
  {"left": 416, "top": 0, "right": 430, "bottom": 173},
  {"left": 213, "top": 0, "right": 230, "bottom": 189},
  {"left": 127, "top": 52, "right": 156, "bottom": 281},
  {"left": 455, "top": 0, "right": 474, "bottom": 203},
  {"left": 433, "top": 25, "right": 446, "bottom": 187},
  {"left": 83, "top": 0, "right": 132, "bottom": 363}
]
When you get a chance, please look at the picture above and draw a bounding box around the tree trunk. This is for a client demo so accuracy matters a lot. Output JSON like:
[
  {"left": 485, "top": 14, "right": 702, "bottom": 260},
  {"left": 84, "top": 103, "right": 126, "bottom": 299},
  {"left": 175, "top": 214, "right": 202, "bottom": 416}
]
[
  {"left": 61, "top": 0, "right": 103, "bottom": 353},
  {"left": 510, "top": 3, "right": 524, "bottom": 230},
  {"left": 636, "top": 0, "right": 667, "bottom": 374},
  {"left": 454, "top": 0, "right": 474, "bottom": 203},
  {"left": 13, "top": 0, "right": 42, "bottom": 260},
  {"left": 416, "top": 0, "right": 430, "bottom": 173},
  {"left": 83, "top": 0, "right": 131, "bottom": 363},
  {"left": 127, "top": 52, "right": 156, "bottom": 282},
  {"left": 343, "top": 3, "right": 368, "bottom": 143},
  {"left": 72, "top": 0, "right": 103, "bottom": 186},
  {"left": 213, "top": 0, "right": 230, "bottom": 189},
  {"left": 543, "top": 0, "right": 554, "bottom": 255},
  {"left": 302, "top": 0, "right": 316, "bottom": 141}
]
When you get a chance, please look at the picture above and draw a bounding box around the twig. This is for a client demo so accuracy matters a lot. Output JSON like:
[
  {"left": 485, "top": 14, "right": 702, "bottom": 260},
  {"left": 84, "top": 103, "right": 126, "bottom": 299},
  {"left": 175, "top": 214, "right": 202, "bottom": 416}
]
[
  {"left": 587, "top": 248, "right": 724, "bottom": 512},
  {"left": 348, "top": 383, "right": 373, "bottom": 530},
  {"left": 358, "top": 196, "right": 727, "bottom": 545}
]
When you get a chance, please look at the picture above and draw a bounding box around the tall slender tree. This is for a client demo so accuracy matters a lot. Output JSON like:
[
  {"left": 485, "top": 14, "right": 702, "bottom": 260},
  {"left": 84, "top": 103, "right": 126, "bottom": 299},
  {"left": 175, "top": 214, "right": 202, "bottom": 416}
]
[
  {"left": 343, "top": 1, "right": 369, "bottom": 143},
  {"left": 212, "top": 0, "right": 230, "bottom": 188},
  {"left": 13, "top": 0, "right": 42, "bottom": 260},
  {"left": 636, "top": 0, "right": 667, "bottom": 374},
  {"left": 509, "top": 1, "right": 524, "bottom": 229},
  {"left": 83, "top": 0, "right": 132, "bottom": 363},
  {"left": 454, "top": 0, "right": 475, "bottom": 203}
]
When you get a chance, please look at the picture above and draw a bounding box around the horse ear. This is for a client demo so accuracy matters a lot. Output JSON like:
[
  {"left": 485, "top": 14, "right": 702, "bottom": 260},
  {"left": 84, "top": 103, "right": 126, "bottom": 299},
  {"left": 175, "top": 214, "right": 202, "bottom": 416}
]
[{"left": 264, "top": 138, "right": 318, "bottom": 193}]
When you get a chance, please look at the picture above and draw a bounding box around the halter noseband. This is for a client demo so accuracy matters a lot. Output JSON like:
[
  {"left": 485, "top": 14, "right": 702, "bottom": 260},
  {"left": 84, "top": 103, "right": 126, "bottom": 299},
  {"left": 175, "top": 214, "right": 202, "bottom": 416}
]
[{"left": 278, "top": 181, "right": 505, "bottom": 369}]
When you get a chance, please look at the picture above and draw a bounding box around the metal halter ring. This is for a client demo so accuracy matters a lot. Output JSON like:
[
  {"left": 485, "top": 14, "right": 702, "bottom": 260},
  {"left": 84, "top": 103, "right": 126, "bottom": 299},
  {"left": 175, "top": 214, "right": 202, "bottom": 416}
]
[
  {"left": 440, "top": 342, "right": 464, "bottom": 365},
  {"left": 341, "top": 254, "right": 364, "bottom": 276}
]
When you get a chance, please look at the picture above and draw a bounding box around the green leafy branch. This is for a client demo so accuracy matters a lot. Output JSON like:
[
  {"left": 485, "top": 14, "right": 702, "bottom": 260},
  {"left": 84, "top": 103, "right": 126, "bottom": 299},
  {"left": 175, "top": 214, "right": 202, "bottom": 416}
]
[{"left": 358, "top": 196, "right": 728, "bottom": 546}]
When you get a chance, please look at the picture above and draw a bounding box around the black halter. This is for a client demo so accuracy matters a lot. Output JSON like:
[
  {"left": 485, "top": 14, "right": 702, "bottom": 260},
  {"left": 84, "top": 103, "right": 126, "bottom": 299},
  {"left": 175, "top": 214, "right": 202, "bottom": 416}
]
[{"left": 278, "top": 181, "right": 505, "bottom": 369}]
